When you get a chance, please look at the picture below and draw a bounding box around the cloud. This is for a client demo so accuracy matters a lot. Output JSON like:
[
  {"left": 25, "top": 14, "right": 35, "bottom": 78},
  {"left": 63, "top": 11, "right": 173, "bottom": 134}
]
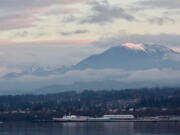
[
  {"left": 63, "top": 15, "right": 77, "bottom": 22},
  {"left": 0, "top": 39, "right": 100, "bottom": 71},
  {"left": 0, "top": 40, "right": 17, "bottom": 46},
  {"left": 94, "top": 33, "right": 180, "bottom": 50},
  {"left": 138, "top": 0, "right": 180, "bottom": 9},
  {"left": 0, "top": 14, "right": 35, "bottom": 30},
  {"left": 60, "top": 30, "right": 89, "bottom": 36},
  {"left": 0, "top": 0, "right": 86, "bottom": 10},
  {"left": 3, "top": 68, "right": 180, "bottom": 90},
  {"left": 0, "top": 66, "right": 21, "bottom": 78},
  {"left": 0, "top": 39, "right": 97, "bottom": 69},
  {"left": 28, "top": 39, "right": 95, "bottom": 45},
  {"left": 13, "top": 31, "right": 29, "bottom": 38},
  {"left": 9, "top": 68, "right": 127, "bottom": 83},
  {"left": 45, "top": 7, "right": 80, "bottom": 15},
  {"left": 148, "top": 17, "right": 176, "bottom": 25},
  {"left": 80, "top": 1, "right": 135, "bottom": 24},
  {"left": 125, "top": 68, "right": 180, "bottom": 82},
  {"left": 0, "top": 39, "right": 95, "bottom": 46},
  {"left": 0, "top": 0, "right": 88, "bottom": 30}
]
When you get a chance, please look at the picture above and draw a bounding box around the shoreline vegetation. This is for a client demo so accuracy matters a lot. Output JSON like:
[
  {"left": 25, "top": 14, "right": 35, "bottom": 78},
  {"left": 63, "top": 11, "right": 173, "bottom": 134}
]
[{"left": 0, "top": 88, "right": 180, "bottom": 122}]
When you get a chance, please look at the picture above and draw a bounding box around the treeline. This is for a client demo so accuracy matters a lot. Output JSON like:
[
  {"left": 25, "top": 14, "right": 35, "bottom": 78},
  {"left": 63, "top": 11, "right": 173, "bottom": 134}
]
[
  {"left": 0, "top": 87, "right": 180, "bottom": 121},
  {"left": 0, "top": 88, "right": 180, "bottom": 110}
]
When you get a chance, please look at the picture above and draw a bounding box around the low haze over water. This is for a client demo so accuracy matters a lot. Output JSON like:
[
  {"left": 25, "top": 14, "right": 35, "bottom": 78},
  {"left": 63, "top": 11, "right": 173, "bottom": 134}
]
[{"left": 0, "top": 122, "right": 180, "bottom": 135}]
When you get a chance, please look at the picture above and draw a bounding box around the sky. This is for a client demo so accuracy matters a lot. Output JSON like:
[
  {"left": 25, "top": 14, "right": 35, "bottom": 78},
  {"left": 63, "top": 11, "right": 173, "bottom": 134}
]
[
  {"left": 1, "top": 0, "right": 180, "bottom": 90},
  {"left": 1, "top": 0, "right": 180, "bottom": 67}
]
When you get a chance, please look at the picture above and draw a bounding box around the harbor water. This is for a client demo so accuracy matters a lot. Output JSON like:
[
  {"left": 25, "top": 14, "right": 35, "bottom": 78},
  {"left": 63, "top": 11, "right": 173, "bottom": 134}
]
[{"left": 0, "top": 122, "right": 180, "bottom": 135}]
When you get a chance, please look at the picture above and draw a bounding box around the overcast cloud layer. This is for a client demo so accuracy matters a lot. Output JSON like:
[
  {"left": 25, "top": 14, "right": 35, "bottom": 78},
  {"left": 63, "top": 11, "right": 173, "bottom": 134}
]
[{"left": 138, "top": 0, "right": 180, "bottom": 9}]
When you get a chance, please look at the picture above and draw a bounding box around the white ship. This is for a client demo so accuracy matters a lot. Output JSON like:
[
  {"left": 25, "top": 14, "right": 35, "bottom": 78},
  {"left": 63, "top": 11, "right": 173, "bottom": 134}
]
[{"left": 53, "top": 114, "right": 135, "bottom": 122}]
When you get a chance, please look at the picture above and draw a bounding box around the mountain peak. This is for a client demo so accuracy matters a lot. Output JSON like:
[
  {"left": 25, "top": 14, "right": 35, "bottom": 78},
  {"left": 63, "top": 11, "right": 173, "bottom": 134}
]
[
  {"left": 120, "top": 43, "right": 173, "bottom": 54},
  {"left": 122, "top": 43, "right": 145, "bottom": 51}
]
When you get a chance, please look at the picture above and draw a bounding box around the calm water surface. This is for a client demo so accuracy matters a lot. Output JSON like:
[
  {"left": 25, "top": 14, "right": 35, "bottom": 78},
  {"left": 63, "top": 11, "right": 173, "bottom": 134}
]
[{"left": 0, "top": 122, "right": 180, "bottom": 135}]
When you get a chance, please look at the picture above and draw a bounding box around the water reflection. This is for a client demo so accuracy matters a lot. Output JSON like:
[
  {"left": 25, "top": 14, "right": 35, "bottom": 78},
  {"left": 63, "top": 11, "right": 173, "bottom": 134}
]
[
  {"left": 0, "top": 122, "right": 179, "bottom": 135},
  {"left": 134, "top": 122, "right": 180, "bottom": 135}
]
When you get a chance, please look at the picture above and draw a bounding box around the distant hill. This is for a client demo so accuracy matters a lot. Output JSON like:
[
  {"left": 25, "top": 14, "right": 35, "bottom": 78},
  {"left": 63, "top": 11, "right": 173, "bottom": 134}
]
[{"left": 37, "top": 80, "right": 177, "bottom": 95}]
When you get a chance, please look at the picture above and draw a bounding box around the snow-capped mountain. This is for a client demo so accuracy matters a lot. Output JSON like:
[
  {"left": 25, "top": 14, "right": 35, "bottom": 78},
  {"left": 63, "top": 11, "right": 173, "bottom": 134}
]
[{"left": 73, "top": 43, "right": 180, "bottom": 70}]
